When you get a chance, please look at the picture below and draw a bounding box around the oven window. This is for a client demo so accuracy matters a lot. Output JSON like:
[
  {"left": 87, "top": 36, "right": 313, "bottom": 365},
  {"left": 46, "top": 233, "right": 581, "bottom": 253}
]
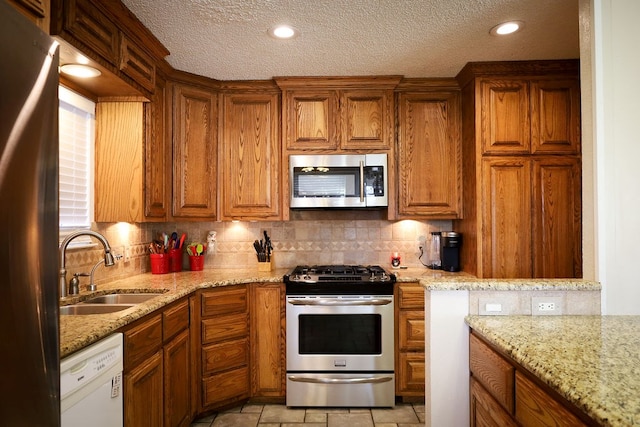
[
  {"left": 293, "top": 166, "right": 360, "bottom": 198},
  {"left": 298, "top": 314, "right": 382, "bottom": 354}
]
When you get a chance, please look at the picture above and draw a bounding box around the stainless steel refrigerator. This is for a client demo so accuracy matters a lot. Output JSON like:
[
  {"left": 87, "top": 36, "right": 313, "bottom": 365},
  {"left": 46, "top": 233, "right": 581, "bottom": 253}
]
[{"left": 0, "top": 1, "right": 61, "bottom": 425}]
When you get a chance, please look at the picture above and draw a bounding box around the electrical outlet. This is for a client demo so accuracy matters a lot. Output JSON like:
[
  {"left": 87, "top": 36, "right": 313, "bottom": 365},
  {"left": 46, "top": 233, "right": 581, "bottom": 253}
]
[
  {"left": 123, "top": 246, "right": 131, "bottom": 263},
  {"left": 417, "top": 235, "right": 426, "bottom": 255},
  {"left": 532, "top": 296, "right": 563, "bottom": 315}
]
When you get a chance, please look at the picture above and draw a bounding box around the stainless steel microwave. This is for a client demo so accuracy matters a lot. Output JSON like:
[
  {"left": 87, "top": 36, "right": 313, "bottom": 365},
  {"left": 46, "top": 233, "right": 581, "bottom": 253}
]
[{"left": 289, "top": 153, "right": 388, "bottom": 208}]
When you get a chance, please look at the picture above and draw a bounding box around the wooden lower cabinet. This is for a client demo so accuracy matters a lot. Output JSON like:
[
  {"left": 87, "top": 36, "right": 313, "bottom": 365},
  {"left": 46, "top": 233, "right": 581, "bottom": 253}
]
[
  {"left": 470, "top": 330, "right": 594, "bottom": 427},
  {"left": 395, "top": 283, "right": 425, "bottom": 399},
  {"left": 122, "top": 298, "right": 190, "bottom": 427}
]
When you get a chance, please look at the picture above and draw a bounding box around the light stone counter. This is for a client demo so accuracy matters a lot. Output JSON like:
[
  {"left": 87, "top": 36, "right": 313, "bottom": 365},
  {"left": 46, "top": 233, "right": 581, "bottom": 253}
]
[{"left": 466, "top": 315, "right": 640, "bottom": 426}]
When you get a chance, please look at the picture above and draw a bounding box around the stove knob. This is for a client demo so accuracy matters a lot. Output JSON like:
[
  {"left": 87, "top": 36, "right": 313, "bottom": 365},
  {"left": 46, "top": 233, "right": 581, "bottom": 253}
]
[
  {"left": 380, "top": 272, "right": 388, "bottom": 281},
  {"left": 304, "top": 275, "right": 311, "bottom": 281},
  {"left": 370, "top": 272, "right": 376, "bottom": 281}
]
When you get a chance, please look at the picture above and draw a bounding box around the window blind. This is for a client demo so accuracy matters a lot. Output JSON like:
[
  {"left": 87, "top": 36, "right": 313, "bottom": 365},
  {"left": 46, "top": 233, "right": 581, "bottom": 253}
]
[{"left": 58, "top": 86, "right": 95, "bottom": 245}]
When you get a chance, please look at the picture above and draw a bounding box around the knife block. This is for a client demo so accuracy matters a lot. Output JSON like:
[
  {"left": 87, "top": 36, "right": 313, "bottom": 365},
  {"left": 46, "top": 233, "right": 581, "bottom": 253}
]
[{"left": 258, "top": 261, "right": 272, "bottom": 272}]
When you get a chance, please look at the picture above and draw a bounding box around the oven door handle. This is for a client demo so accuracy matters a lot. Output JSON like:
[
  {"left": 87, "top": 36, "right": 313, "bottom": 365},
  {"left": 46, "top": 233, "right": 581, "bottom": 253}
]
[
  {"left": 287, "top": 298, "right": 392, "bottom": 306},
  {"left": 287, "top": 375, "right": 394, "bottom": 385}
]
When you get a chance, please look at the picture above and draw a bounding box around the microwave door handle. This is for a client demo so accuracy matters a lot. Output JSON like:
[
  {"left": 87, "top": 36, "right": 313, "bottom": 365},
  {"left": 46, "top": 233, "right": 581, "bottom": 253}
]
[{"left": 359, "top": 160, "right": 365, "bottom": 203}]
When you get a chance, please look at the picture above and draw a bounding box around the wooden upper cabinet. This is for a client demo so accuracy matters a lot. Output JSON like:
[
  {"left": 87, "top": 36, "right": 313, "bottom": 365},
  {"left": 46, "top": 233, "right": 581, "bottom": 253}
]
[
  {"left": 119, "top": 33, "right": 156, "bottom": 92},
  {"left": 144, "top": 74, "right": 169, "bottom": 221},
  {"left": 481, "top": 157, "right": 533, "bottom": 278},
  {"left": 533, "top": 157, "right": 582, "bottom": 278},
  {"left": 283, "top": 90, "right": 338, "bottom": 150},
  {"left": 7, "top": 0, "right": 49, "bottom": 31},
  {"left": 172, "top": 83, "right": 217, "bottom": 219},
  {"left": 530, "top": 79, "right": 581, "bottom": 155},
  {"left": 480, "top": 79, "right": 530, "bottom": 155},
  {"left": 397, "top": 90, "right": 462, "bottom": 218},
  {"left": 276, "top": 76, "right": 401, "bottom": 152},
  {"left": 220, "top": 92, "right": 281, "bottom": 220}
]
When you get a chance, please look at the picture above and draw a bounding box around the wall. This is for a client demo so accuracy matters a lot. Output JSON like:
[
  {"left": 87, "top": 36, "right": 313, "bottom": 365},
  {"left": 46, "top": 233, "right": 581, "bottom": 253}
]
[
  {"left": 591, "top": 0, "right": 640, "bottom": 314},
  {"left": 62, "top": 218, "right": 451, "bottom": 286}
]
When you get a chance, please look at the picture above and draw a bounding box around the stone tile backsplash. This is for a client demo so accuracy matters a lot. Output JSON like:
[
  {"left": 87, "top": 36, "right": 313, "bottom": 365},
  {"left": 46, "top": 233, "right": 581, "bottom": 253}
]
[{"left": 62, "top": 219, "right": 452, "bottom": 284}]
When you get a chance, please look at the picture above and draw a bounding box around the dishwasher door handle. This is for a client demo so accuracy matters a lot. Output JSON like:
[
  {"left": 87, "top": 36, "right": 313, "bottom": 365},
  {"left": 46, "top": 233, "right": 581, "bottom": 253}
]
[{"left": 288, "top": 375, "right": 394, "bottom": 385}]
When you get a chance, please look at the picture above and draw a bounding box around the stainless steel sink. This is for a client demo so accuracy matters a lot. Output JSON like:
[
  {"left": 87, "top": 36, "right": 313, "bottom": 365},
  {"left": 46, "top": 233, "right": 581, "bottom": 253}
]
[
  {"left": 81, "top": 293, "right": 163, "bottom": 305},
  {"left": 60, "top": 304, "right": 134, "bottom": 315}
]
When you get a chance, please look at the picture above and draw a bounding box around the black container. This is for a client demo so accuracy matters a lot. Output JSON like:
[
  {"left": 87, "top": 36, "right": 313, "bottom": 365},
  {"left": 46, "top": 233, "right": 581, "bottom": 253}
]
[{"left": 440, "top": 231, "right": 462, "bottom": 272}]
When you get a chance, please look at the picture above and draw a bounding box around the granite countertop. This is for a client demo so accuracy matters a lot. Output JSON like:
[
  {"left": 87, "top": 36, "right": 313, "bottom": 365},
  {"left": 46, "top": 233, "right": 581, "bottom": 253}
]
[{"left": 466, "top": 315, "right": 640, "bottom": 426}]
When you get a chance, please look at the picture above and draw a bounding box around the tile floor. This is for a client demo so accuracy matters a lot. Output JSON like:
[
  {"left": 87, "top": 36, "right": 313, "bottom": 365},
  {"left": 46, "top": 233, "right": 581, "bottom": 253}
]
[{"left": 190, "top": 402, "right": 426, "bottom": 427}]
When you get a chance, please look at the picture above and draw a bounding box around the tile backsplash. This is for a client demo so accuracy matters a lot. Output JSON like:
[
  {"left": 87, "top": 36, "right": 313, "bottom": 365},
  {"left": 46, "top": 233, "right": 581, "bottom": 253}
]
[{"left": 62, "top": 218, "right": 452, "bottom": 285}]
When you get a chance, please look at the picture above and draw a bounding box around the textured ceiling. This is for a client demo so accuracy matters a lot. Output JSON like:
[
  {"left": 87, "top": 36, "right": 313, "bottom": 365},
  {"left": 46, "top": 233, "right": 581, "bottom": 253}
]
[{"left": 121, "top": 0, "right": 579, "bottom": 81}]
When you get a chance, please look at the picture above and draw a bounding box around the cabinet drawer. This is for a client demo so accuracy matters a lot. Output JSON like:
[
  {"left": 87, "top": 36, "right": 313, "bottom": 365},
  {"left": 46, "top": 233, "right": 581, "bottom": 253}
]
[
  {"left": 202, "top": 366, "right": 249, "bottom": 407},
  {"left": 471, "top": 377, "right": 518, "bottom": 427},
  {"left": 515, "top": 372, "right": 587, "bottom": 427},
  {"left": 201, "top": 312, "right": 248, "bottom": 345},
  {"left": 398, "top": 311, "right": 425, "bottom": 351},
  {"left": 469, "top": 333, "right": 515, "bottom": 414},
  {"left": 201, "top": 287, "right": 247, "bottom": 317},
  {"left": 397, "top": 283, "right": 425, "bottom": 309},
  {"left": 124, "top": 314, "right": 162, "bottom": 371},
  {"left": 397, "top": 352, "right": 425, "bottom": 394},
  {"left": 202, "top": 338, "right": 248, "bottom": 376},
  {"left": 163, "top": 298, "right": 189, "bottom": 343}
]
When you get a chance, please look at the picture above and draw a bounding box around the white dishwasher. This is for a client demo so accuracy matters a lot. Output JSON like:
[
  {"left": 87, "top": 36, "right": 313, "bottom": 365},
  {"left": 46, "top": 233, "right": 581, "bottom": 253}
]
[{"left": 61, "top": 333, "right": 124, "bottom": 427}]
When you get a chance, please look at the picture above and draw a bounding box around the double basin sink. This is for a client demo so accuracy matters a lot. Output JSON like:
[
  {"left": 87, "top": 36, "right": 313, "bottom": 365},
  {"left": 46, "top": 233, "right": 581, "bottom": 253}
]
[{"left": 60, "top": 292, "right": 165, "bottom": 315}]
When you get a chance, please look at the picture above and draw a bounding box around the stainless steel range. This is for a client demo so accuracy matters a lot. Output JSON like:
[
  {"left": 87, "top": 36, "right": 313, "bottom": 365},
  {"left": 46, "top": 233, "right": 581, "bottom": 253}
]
[{"left": 283, "top": 265, "right": 396, "bottom": 407}]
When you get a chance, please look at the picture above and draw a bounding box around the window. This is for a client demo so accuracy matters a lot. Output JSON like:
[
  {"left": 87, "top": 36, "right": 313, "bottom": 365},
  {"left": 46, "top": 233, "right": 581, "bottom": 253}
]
[{"left": 58, "top": 86, "right": 95, "bottom": 245}]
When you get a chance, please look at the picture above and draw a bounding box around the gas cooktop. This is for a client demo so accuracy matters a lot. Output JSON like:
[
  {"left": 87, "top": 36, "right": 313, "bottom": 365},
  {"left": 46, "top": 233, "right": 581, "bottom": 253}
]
[{"left": 283, "top": 265, "right": 396, "bottom": 295}]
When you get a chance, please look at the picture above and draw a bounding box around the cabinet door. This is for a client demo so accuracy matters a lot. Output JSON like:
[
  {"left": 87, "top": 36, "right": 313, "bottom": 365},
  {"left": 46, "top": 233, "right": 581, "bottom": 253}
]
[
  {"left": 172, "top": 83, "right": 217, "bottom": 218},
  {"left": 396, "top": 352, "right": 425, "bottom": 396},
  {"left": 220, "top": 93, "right": 280, "bottom": 220},
  {"left": 124, "top": 351, "right": 163, "bottom": 427},
  {"left": 144, "top": 74, "right": 170, "bottom": 220},
  {"left": 480, "top": 79, "right": 530, "bottom": 155},
  {"left": 164, "top": 329, "right": 190, "bottom": 427},
  {"left": 119, "top": 34, "right": 156, "bottom": 92},
  {"left": 470, "top": 378, "right": 518, "bottom": 427},
  {"left": 533, "top": 157, "right": 582, "bottom": 278},
  {"left": 341, "top": 90, "right": 393, "bottom": 150},
  {"left": 7, "top": 0, "right": 49, "bottom": 31},
  {"left": 250, "top": 283, "right": 285, "bottom": 397},
  {"left": 282, "top": 90, "right": 339, "bottom": 150},
  {"left": 530, "top": 79, "right": 581, "bottom": 154},
  {"left": 397, "top": 92, "right": 462, "bottom": 218},
  {"left": 481, "top": 158, "right": 532, "bottom": 278}
]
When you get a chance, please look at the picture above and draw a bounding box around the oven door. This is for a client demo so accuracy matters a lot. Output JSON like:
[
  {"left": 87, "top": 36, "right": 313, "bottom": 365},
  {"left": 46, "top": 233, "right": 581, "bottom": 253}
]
[{"left": 286, "top": 295, "right": 394, "bottom": 372}]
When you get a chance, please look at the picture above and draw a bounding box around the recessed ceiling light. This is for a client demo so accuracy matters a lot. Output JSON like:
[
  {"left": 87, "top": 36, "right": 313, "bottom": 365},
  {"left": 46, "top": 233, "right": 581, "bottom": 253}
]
[
  {"left": 60, "top": 64, "right": 102, "bottom": 78},
  {"left": 268, "top": 25, "right": 299, "bottom": 39},
  {"left": 490, "top": 21, "right": 524, "bottom": 36}
]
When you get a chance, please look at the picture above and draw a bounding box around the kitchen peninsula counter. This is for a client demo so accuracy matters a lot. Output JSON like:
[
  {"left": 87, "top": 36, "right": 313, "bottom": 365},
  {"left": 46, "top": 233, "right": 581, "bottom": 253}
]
[{"left": 466, "top": 315, "right": 640, "bottom": 426}]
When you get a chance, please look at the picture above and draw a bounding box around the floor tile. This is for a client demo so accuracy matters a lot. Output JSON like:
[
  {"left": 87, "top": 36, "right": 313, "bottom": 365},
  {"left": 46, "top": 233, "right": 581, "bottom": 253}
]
[
  {"left": 260, "top": 404, "right": 306, "bottom": 423},
  {"left": 371, "top": 405, "right": 419, "bottom": 424},
  {"left": 305, "top": 412, "right": 328, "bottom": 423},
  {"left": 327, "top": 413, "right": 374, "bottom": 427},
  {"left": 282, "top": 424, "right": 326, "bottom": 427},
  {"left": 211, "top": 412, "right": 260, "bottom": 427},
  {"left": 242, "top": 403, "right": 265, "bottom": 413}
]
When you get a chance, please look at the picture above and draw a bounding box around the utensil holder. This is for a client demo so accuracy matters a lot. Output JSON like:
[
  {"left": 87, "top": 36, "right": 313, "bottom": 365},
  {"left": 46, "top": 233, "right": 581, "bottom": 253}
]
[
  {"left": 150, "top": 253, "right": 169, "bottom": 274},
  {"left": 258, "top": 261, "right": 272, "bottom": 272},
  {"left": 169, "top": 249, "right": 182, "bottom": 272},
  {"left": 189, "top": 255, "right": 204, "bottom": 271}
]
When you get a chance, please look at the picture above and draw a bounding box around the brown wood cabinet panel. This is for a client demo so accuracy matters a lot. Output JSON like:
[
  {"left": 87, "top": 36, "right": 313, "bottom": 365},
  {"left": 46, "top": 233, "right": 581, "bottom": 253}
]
[
  {"left": 163, "top": 298, "right": 190, "bottom": 343},
  {"left": 481, "top": 157, "right": 532, "bottom": 278},
  {"left": 202, "top": 338, "right": 249, "bottom": 375},
  {"left": 396, "top": 352, "right": 425, "bottom": 395},
  {"left": 164, "top": 329, "right": 191, "bottom": 427},
  {"left": 94, "top": 101, "right": 144, "bottom": 222},
  {"left": 341, "top": 90, "right": 393, "bottom": 150},
  {"left": 202, "top": 366, "right": 250, "bottom": 407},
  {"left": 397, "top": 283, "right": 425, "bottom": 309},
  {"left": 201, "top": 313, "right": 248, "bottom": 345},
  {"left": 200, "top": 287, "right": 248, "bottom": 317},
  {"left": 397, "top": 91, "right": 462, "bottom": 218},
  {"left": 7, "top": 0, "right": 49, "bottom": 31},
  {"left": 119, "top": 34, "right": 155, "bottom": 92},
  {"left": 480, "top": 79, "right": 530, "bottom": 155},
  {"left": 220, "top": 93, "right": 281, "bottom": 220},
  {"left": 470, "top": 377, "right": 518, "bottom": 427},
  {"left": 533, "top": 157, "right": 582, "bottom": 278},
  {"left": 283, "top": 90, "right": 338, "bottom": 150},
  {"left": 515, "top": 372, "right": 587, "bottom": 427},
  {"left": 250, "top": 283, "right": 285, "bottom": 397},
  {"left": 398, "top": 311, "right": 425, "bottom": 351},
  {"left": 144, "top": 74, "right": 170, "bottom": 220},
  {"left": 469, "top": 333, "right": 515, "bottom": 414},
  {"left": 124, "top": 350, "right": 163, "bottom": 427},
  {"left": 62, "top": 0, "right": 119, "bottom": 65},
  {"left": 123, "top": 314, "right": 162, "bottom": 371},
  {"left": 172, "top": 83, "right": 217, "bottom": 218},
  {"left": 530, "top": 79, "right": 581, "bottom": 155}
]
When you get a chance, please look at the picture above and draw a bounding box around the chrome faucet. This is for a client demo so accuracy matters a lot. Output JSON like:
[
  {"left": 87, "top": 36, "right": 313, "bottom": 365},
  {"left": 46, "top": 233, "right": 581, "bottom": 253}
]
[{"left": 59, "top": 230, "right": 116, "bottom": 298}]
